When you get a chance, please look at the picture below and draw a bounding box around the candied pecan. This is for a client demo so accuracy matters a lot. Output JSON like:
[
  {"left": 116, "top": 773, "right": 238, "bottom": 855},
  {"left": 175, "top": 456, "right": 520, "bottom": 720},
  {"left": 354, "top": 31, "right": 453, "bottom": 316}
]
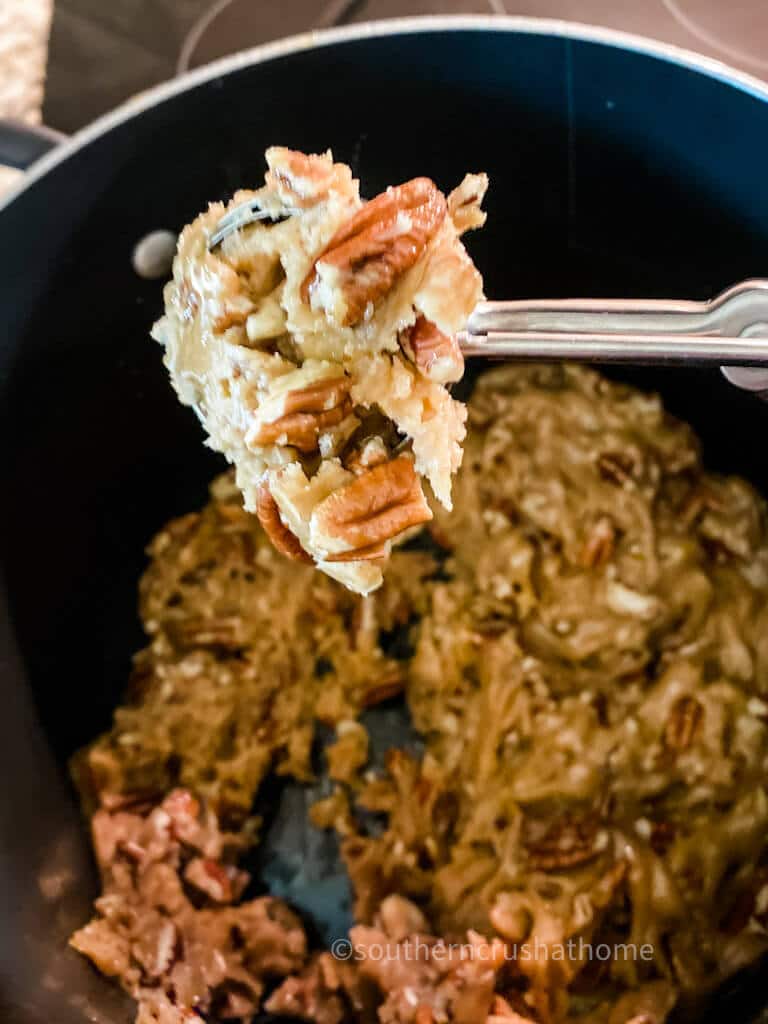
[
  {"left": 248, "top": 377, "right": 352, "bottom": 451},
  {"left": 302, "top": 178, "right": 447, "bottom": 326},
  {"left": 399, "top": 315, "right": 464, "bottom": 384},
  {"left": 664, "top": 696, "right": 704, "bottom": 751},
  {"left": 163, "top": 789, "right": 200, "bottom": 839},
  {"left": 170, "top": 616, "right": 241, "bottom": 649},
  {"left": 255, "top": 483, "right": 312, "bottom": 563},
  {"left": 525, "top": 816, "right": 604, "bottom": 871},
  {"left": 313, "top": 455, "right": 432, "bottom": 555},
  {"left": 580, "top": 515, "right": 615, "bottom": 568}
]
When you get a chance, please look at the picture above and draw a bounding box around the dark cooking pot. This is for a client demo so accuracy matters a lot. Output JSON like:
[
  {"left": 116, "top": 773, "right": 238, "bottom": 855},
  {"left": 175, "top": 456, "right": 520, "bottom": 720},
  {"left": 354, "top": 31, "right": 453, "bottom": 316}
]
[{"left": 2, "top": 16, "right": 768, "bottom": 1024}]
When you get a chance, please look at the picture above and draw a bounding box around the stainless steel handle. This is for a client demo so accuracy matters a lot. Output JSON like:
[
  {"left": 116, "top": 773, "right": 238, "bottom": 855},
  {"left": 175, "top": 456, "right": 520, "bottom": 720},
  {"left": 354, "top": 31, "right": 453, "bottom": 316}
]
[
  {"left": 458, "top": 331, "right": 768, "bottom": 366},
  {"left": 462, "top": 280, "right": 768, "bottom": 366}
]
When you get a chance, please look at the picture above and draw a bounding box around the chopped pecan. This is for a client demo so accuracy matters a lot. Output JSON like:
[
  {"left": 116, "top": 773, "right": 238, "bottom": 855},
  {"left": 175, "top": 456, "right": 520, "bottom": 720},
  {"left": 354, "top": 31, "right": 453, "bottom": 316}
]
[
  {"left": 525, "top": 815, "right": 603, "bottom": 871},
  {"left": 212, "top": 295, "right": 255, "bottom": 334},
  {"left": 342, "top": 435, "right": 390, "bottom": 475},
  {"left": 664, "top": 696, "right": 704, "bottom": 751},
  {"left": 597, "top": 450, "right": 640, "bottom": 487},
  {"left": 248, "top": 377, "right": 352, "bottom": 451},
  {"left": 361, "top": 666, "right": 406, "bottom": 707},
  {"left": 302, "top": 178, "right": 447, "bottom": 326},
  {"left": 133, "top": 918, "right": 177, "bottom": 979},
  {"left": 447, "top": 172, "right": 489, "bottom": 234},
  {"left": 256, "top": 483, "right": 313, "bottom": 563},
  {"left": 399, "top": 315, "right": 464, "bottom": 384},
  {"left": 162, "top": 789, "right": 200, "bottom": 838},
  {"left": 721, "top": 870, "right": 768, "bottom": 934},
  {"left": 313, "top": 455, "right": 432, "bottom": 555},
  {"left": 580, "top": 515, "right": 615, "bottom": 568},
  {"left": 679, "top": 484, "right": 724, "bottom": 527},
  {"left": 265, "top": 146, "right": 354, "bottom": 207},
  {"left": 183, "top": 857, "right": 237, "bottom": 903}
]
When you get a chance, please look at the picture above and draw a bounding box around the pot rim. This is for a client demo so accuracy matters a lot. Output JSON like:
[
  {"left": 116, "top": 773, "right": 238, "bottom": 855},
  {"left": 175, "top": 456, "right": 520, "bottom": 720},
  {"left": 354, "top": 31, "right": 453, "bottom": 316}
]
[{"left": 4, "top": 13, "right": 768, "bottom": 216}]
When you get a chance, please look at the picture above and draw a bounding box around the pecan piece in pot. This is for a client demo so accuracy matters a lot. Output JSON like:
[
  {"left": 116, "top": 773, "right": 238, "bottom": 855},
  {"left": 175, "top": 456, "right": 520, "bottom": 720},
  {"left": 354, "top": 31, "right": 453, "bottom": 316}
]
[
  {"left": 580, "top": 515, "right": 615, "bottom": 568},
  {"left": 664, "top": 696, "right": 704, "bottom": 751},
  {"left": 256, "top": 483, "right": 313, "bottom": 563},
  {"left": 312, "top": 455, "right": 432, "bottom": 559},
  {"left": 248, "top": 377, "right": 352, "bottom": 451},
  {"left": 399, "top": 315, "right": 464, "bottom": 384},
  {"left": 302, "top": 178, "right": 447, "bottom": 326},
  {"left": 525, "top": 815, "right": 605, "bottom": 871},
  {"left": 597, "top": 450, "right": 640, "bottom": 487},
  {"left": 360, "top": 666, "right": 407, "bottom": 707},
  {"left": 649, "top": 821, "right": 676, "bottom": 856}
]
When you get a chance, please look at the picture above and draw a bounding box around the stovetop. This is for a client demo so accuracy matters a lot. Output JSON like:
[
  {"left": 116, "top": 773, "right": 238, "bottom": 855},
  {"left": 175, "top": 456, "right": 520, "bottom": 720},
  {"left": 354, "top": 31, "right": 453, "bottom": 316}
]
[{"left": 44, "top": 0, "right": 768, "bottom": 132}]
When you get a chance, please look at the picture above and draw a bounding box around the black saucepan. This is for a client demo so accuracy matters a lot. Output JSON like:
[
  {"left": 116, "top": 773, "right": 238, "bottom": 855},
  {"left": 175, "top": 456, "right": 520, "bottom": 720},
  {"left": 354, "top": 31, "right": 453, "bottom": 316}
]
[{"left": 1, "top": 17, "right": 768, "bottom": 1024}]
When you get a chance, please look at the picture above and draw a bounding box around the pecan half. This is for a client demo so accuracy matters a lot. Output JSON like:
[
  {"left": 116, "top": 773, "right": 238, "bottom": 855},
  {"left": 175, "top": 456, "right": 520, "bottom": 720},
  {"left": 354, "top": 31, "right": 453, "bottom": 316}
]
[
  {"left": 255, "top": 483, "right": 313, "bottom": 563},
  {"left": 248, "top": 377, "right": 352, "bottom": 451},
  {"left": 302, "top": 178, "right": 447, "bottom": 326},
  {"left": 664, "top": 696, "right": 704, "bottom": 751},
  {"left": 399, "top": 314, "right": 464, "bottom": 384},
  {"left": 312, "top": 455, "right": 432, "bottom": 555}
]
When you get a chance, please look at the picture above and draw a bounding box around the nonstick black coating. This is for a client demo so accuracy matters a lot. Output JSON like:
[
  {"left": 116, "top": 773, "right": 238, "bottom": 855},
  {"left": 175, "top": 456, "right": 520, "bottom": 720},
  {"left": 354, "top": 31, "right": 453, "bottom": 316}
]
[{"left": 1, "top": 22, "right": 768, "bottom": 1024}]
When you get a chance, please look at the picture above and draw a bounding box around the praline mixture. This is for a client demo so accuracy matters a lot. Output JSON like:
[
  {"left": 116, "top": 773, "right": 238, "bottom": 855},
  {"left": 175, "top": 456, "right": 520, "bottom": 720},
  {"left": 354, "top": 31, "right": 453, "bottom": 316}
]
[{"left": 71, "top": 363, "right": 768, "bottom": 1024}]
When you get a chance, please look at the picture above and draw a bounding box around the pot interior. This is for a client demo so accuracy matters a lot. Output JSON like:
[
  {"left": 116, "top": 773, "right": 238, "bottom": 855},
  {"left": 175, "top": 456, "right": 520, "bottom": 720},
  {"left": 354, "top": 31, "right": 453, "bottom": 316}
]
[{"left": 1, "top": 23, "right": 768, "bottom": 1024}]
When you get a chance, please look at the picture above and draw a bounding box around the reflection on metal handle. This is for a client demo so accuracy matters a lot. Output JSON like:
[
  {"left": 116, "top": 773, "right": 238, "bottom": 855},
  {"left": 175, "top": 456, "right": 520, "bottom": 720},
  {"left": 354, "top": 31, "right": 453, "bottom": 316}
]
[
  {"left": 459, "top": 330, "right": 768, "bottom": 366},
  {"left": 463, "top": 281, "right": 768, "bottom": 367}
]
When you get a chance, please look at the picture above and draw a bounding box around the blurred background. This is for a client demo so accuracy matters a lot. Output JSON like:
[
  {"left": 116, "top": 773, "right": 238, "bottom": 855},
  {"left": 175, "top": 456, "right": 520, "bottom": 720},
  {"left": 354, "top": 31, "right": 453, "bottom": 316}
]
[{"left": 3, "top": 0, "right": 768, "bottom": 139}]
